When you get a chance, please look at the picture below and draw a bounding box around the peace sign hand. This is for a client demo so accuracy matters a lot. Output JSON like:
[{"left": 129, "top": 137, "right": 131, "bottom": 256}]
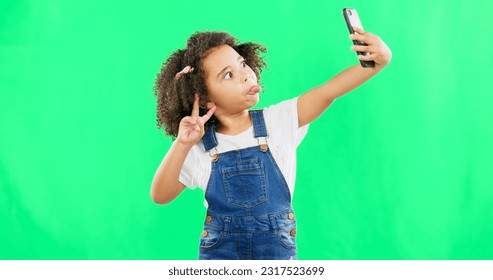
[{"left": 176, "top": 94, "right": 216, "bottom": 147}]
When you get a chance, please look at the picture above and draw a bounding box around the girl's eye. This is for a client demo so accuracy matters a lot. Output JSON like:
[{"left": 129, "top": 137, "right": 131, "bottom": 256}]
[
  {"left": 241, "top": 61, "right": 246, "bottom": 67},
  {"left": 224, "top": 72, "right": 232, "bottom": 80}
]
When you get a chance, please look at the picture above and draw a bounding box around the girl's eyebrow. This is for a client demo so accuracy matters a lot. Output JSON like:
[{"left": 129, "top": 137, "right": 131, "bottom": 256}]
[{"left": 216, "top": 56, "right": 244, "bottom": 78}]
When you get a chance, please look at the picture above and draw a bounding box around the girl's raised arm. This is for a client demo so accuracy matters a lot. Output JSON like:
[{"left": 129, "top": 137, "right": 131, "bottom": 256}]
[
  {"left": 150, "top": 95, "right": 216, "bottom": 204},
  {"left": 297, "top": 27, "right": 392, "bottom": 127}
]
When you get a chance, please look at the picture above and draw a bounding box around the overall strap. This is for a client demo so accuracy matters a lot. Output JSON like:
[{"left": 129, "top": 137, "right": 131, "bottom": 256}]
[
  {"left": 201, "top": 110, "right": 268, "bottom": 160},
  {"left": 202, "top": 124, "right": 218, "bottom": 152},
  {"left": 249, "top": 110, "right": 268, "bottom": 138},
  {"left": 249, "top": 110, "right": 269, "bottom": 152}
]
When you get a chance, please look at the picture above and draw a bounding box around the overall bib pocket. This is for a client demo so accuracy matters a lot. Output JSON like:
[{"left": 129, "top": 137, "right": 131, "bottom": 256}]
[{"left": 222, "top": 160, "right": 267, "bottom": 208}]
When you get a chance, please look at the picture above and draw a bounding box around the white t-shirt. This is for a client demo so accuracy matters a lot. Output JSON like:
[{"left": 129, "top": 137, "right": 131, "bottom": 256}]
[{"left": 179, "top": 97, "right": 309, "bottom": 205}]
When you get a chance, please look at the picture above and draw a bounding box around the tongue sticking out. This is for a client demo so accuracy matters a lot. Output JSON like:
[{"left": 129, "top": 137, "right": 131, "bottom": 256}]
[{"left": 249, "top": 85, "right": 262, "bottom": 94}]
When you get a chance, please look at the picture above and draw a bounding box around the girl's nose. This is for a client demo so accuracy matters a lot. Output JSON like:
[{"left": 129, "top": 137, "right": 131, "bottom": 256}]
[{"left": 241, "top": 70, "right": 250, "bottom": 82}]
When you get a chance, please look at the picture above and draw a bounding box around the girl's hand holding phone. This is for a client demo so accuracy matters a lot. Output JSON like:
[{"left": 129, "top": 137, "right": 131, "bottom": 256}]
[{"left": 350, "top": 26, "right": 392, "bottom": 68}]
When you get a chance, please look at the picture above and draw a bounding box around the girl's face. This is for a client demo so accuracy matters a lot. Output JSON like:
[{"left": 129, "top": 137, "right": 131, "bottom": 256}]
[{"left": 202, "top": 44, "right": 260, "bottom": 115}]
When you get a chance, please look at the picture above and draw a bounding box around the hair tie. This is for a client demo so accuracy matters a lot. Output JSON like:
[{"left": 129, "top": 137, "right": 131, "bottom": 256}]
[{"left": 175, "top": 66, "right": 194, "bottom": 79}]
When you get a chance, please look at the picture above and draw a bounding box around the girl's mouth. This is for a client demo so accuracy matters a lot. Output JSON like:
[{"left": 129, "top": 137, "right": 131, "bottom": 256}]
[{"left": 248, "top": 85, "right": 262, "bottom": 95}]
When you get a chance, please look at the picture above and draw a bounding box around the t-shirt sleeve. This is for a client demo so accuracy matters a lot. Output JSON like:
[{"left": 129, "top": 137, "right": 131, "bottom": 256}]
[
  {"left": 178, "top": 148, "right": 197, "bottom": 189},
  {"left": 264, "top": 97, "right": 309, "bottom": 148},
  {"left": 178, "top": 142, "right": 208, "bottom": 190}
]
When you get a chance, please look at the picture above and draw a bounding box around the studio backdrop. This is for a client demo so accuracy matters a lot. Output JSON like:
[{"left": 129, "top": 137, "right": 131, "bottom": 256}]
[{"left": 1, "top": 0, "right": 492, "bottom": 259}]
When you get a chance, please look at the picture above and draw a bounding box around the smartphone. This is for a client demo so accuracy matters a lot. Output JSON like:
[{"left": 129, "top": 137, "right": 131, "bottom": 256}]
[{"left": 342, "top": 8, "right": 375, "bottom": 68}]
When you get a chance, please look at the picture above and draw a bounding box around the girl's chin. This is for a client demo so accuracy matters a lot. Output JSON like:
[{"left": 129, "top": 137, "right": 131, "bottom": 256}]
[
  {"left": 244, "top": 96, "right": 260, "bottom": 109},
  {"left": 248, "top": 94, "right": 260, "bottom": 102}
]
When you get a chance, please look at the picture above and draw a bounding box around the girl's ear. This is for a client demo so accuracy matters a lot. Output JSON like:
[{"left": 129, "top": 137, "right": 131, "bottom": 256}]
[{"left": 206, "top": 100, "right": 216, "bottom": 110}]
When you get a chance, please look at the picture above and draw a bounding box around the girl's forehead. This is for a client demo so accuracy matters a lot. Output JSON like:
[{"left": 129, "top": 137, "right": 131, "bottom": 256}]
[{"left": 202, "top": 45, "right": 240, "bottom": 73}]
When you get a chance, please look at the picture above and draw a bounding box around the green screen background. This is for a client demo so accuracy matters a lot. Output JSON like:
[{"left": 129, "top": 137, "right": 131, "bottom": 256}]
[{"left": 1, "top": 0, "right": 492, "bottom": 259}]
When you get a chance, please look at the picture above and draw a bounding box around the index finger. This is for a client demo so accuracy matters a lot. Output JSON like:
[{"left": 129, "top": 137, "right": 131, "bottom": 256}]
[
  {"left": 352, "top": 26, "right": 366, "bottom": 35},
  {"left": 199, "top": 105, "right": 216, "bottom": 123},
  {"left": 191, "top": 94, "right": 200, "bottom": 117}
]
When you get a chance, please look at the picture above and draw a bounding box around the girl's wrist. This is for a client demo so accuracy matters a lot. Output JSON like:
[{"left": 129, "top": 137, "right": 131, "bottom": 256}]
[{"left": 174, "top": 139, "right": 195, "bottom": 151}]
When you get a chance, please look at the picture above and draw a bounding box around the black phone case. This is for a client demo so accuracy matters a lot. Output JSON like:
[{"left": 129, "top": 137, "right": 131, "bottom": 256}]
[{"left": 342, "top": 8, "right": 375, "bottom": 68}]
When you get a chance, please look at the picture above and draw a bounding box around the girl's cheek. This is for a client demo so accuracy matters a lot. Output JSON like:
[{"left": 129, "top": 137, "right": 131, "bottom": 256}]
[{"left": 250, "top": 70, "right": 258, "bottom": 81}]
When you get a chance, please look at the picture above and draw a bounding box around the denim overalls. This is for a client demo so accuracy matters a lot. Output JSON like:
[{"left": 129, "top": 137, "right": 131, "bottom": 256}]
[{"left": 199, "top": 110, "right": 297, "bottom": 260}]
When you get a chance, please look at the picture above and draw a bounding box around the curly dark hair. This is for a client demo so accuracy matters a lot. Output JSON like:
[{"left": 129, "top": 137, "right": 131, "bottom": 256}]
[{"left": 153, "top": 31, "right": 267, "bottom": 138}]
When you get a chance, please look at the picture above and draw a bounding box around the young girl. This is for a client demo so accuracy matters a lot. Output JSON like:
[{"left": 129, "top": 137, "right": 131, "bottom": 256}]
[{"left": 151, "top": 28, "right": 391, "bottom": 260}]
